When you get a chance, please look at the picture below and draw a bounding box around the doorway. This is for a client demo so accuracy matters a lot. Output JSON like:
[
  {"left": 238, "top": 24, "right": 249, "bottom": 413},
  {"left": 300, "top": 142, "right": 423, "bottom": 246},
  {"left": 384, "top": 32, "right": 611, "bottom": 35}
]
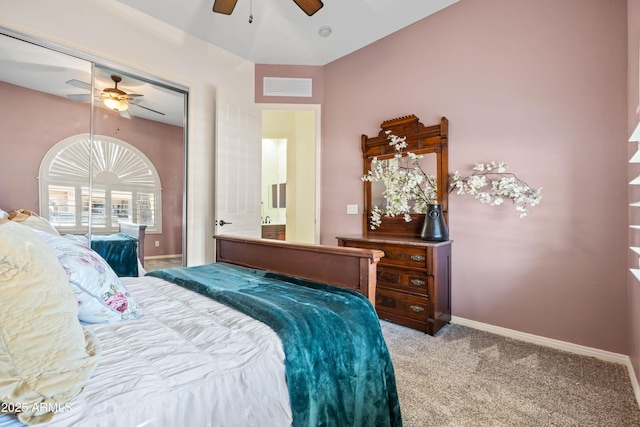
[{"left": 261, "top": 107, "right": 320, "bottom": 244}]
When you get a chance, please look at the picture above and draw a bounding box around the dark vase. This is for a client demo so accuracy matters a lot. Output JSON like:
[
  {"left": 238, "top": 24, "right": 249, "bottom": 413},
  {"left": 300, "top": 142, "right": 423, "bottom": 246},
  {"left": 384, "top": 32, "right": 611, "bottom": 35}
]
[{"left": 420, "top": 204, "right": 449, "bottom": 242}]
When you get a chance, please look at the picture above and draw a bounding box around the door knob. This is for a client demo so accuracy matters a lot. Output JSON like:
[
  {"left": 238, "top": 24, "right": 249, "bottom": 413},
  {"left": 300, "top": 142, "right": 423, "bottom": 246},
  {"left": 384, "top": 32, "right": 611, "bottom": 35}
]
[{"left": 218, "top": 219, "right": 233, "bottom": 226}]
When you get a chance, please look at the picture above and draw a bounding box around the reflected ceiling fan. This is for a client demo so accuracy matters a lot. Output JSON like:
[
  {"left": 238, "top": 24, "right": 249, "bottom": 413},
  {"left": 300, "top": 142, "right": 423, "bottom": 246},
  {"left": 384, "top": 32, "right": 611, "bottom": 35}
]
[
  {"left": 213, "top": 0, "right": 323, "bottom": 16},
  {"left": 66, "top": 74, "right": 165, "bottom": 119}
]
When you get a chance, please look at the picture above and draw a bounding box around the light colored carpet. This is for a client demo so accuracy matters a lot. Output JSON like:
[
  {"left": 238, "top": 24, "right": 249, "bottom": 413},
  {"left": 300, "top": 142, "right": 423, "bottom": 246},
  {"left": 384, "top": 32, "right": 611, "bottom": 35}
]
[
  {"left": 380, "top": 321, "right": 640, "bottom": 427},
  {"left": 143, "top": 256, "right": 183, "bottom": 271}
]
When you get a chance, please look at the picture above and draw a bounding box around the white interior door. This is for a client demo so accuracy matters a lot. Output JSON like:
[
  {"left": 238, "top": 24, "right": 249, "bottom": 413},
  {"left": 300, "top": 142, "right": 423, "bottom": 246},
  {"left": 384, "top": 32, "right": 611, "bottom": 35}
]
[{"left": 215, "top": 99, "right": 262, "bottom": 238}]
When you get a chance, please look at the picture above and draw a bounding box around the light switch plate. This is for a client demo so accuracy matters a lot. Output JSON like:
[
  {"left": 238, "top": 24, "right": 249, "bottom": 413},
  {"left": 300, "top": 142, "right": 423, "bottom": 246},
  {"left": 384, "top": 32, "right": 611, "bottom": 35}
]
[{"left": 346, "top": 204, "right": 358, "bottom": 215}]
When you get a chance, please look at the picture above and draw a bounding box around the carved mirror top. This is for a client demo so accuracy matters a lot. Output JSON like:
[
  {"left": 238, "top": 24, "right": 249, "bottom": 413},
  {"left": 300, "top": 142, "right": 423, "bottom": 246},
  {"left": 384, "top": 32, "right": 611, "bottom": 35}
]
[
  {"left": 362, "top": 115, "right": 448, "bottom": 158},
  {"left": 361, "top": 115, "right": 449, "bottom": 237}
]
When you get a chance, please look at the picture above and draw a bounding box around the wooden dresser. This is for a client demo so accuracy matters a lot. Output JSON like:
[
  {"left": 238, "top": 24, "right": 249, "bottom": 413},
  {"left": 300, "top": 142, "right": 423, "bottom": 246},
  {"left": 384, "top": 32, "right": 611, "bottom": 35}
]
[
  {"left": 346, "top": 115, "right": 452, "bottom": 335},
  {"left": 338, "top": 235, "right": 451, "bottom": 335}
]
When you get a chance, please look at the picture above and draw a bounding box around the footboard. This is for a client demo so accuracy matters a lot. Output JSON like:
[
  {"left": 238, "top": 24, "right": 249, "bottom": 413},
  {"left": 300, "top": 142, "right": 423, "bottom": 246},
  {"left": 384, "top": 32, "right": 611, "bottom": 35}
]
[
  {"left": 214, "top": 235, "right": 384, "bottom": 306},
  {"left": 119, "top": 223, "right": 147, "bottom": 266}
]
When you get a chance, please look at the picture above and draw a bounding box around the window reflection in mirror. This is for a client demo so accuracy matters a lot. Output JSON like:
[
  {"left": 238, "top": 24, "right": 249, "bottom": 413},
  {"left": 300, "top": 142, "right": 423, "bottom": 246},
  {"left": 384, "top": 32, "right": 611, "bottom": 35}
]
[{"left": 0, "top": 31, "right": 187, "bottom": 272}]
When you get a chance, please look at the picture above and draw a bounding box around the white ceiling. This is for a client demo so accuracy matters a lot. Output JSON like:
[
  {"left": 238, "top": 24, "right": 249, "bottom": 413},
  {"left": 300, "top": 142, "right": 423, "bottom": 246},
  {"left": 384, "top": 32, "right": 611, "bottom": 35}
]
[
  {"left": 1, "top": 0, "right": 458, "bottom": 127},
  {"left": 116, "top": 0, "right": 459, "bottom": 66}
]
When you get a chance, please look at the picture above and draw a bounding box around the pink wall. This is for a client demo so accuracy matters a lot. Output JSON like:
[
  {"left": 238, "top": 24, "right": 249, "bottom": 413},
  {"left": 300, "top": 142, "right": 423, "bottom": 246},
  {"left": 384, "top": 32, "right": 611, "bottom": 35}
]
[
  {"left": 321, "top": 0, "right": 629, "bottom": 353},
  {"left": 0, "top": 82, "right": 184, "bottom": 257},
  {"left": 628, "top": 0, "right": 640, "bottom": 392}
]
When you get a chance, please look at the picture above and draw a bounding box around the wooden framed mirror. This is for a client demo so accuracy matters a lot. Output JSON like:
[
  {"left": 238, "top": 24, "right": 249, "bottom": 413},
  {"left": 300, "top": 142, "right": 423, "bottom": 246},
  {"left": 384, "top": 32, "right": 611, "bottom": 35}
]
[{"left": 362, "top": 115, "right": 449, "bottom": 237}]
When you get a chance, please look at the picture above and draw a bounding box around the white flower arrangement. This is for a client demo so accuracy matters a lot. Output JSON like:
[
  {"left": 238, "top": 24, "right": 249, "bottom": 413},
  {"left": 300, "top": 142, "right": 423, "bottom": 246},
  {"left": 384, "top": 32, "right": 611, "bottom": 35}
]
[
  {"left": 450, "top": 161, "right": 542, "bottom": 218},
  {"left": 362, "top": 131, "right": 543, "bottom": 229}
]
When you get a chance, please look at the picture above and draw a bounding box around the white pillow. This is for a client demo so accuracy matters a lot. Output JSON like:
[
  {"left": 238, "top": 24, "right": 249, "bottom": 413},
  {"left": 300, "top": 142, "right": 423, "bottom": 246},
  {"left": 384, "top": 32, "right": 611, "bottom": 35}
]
[
  {"left": 0, "top": 220, "right": 101, "bottom": 424},
  {"left": 33, "top": 230, "right": 144, "bottom": 324},
  {"left": 8, "top": 209, "right": 60, "bottom": 236},
  {"left": 0, "top": 209, "right": 7, "bottom": 220}
]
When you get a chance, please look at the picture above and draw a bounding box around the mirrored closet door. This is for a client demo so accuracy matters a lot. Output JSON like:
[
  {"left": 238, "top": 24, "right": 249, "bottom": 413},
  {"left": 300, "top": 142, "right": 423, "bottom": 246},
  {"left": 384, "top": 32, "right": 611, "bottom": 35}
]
[{"left": 0, "top": 30, "right": 188, "bottom": 271}]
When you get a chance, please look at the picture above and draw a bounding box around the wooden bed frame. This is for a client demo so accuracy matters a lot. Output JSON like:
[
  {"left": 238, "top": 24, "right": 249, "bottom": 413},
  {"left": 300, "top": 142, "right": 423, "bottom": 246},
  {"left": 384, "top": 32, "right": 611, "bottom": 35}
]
[
  {"left": 214, "top": 235, "right": 384, "bottom": 306},
  {"left": 118, "top": 222, "right": 147, "bottom": 266}
]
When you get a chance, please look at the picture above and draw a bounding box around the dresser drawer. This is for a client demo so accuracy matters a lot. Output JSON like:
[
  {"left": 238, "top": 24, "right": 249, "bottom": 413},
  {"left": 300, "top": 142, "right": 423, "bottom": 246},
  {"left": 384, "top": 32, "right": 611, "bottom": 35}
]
[
  {"left": 377, "top": 267, "right": 430, "bottom": 295},
  {"left": 375, "top": 288, "right": 431, "bottom": 321},
  {"left": 340, "top": 241, "right": 429, "bottom": 270},
  {"left": 380, "top": 244, "right": 429, "bottom": 269}
]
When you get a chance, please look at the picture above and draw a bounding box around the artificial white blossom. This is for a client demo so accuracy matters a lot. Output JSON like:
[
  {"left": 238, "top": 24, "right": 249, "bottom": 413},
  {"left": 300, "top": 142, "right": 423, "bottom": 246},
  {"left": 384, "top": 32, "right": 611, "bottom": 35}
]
[
  {"left": 363, "top": 134, "right": 543, "bottom": 228},
  {"left": 450, "top": 162, "right": 542, "bottom": 218}
]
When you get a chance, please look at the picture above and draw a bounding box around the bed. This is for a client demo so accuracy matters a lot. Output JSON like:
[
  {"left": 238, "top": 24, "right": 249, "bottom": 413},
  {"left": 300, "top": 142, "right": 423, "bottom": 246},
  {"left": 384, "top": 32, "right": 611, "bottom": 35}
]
[{"left": 0, "top": 215, "right": 400, "bottom": 427}]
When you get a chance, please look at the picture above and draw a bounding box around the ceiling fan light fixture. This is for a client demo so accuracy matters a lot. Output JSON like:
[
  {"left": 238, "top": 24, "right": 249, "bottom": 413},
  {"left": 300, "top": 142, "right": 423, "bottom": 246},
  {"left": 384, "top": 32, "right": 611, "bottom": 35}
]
[
  {"left": 67, "top": 74, "right": 164, "bottom": 118},
  {"left": 103, "top": 97, "right": 129, "bottom": 112},
  {"left": 318, "top": 25, "right": 332, "bottom": 37}
]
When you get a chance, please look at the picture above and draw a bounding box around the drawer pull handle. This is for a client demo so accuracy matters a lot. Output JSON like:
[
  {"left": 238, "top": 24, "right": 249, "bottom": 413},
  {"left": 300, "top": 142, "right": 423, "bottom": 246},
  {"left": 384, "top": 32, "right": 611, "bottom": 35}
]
[
  {"left": 410, "top": 255, "right": 425, "bottom": 262},
  {"left": 410, "top": 305, "right": 425, "bottom": 313},
  {"left": 411, "top": 279, "right": 425, "bottom": 286}
]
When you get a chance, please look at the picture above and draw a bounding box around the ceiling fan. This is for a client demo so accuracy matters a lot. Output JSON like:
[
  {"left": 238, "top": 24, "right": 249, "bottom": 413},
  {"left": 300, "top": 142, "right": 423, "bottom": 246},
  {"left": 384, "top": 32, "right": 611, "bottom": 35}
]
[
  {"left": 66, "top": 74, "right": 165, "bottom": 119},
  {"left": 213, "top": 0, "right": 323, "bottom": 16}
]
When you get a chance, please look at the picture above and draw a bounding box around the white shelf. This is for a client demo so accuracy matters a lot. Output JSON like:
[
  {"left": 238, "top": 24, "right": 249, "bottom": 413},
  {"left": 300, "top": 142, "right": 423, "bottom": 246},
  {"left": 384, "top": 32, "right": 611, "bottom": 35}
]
[
  {"left": 631, "top": 247, "right": 640, "bottom": 256},
  {"left": 631, "top": 269, "right": 640, "bottom": 282},
  {"left": 631, "top": 201, "right": 640, "bottom": 207},
  {"left": 632, "top": 226, "right": 640, "bottom": 230}
]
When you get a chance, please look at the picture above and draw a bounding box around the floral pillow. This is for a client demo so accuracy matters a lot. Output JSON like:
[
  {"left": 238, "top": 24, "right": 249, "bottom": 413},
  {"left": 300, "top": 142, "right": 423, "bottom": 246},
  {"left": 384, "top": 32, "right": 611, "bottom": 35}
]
[{"left": 34, "top": 230, "right": 144, "bottom": 323}]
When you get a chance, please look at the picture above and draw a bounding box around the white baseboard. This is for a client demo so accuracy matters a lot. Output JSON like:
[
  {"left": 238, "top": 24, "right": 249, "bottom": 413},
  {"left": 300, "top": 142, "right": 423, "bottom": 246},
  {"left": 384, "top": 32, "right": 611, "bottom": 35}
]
[
  {"left": 627, "top": 359, "right": 640, "bottom": 410},
  {"left": 450, "top": 316, "right": 640, "bottom": 408},
  {"left": 144, "top": 254, "right": 182, "bottom": 260}
]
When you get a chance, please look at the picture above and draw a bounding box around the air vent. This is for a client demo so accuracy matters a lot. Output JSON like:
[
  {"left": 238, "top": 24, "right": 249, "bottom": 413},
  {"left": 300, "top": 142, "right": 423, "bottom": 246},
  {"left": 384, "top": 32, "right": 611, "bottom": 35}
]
[{"left": 263, "top": 77, "right": 312, "bottom": 97}]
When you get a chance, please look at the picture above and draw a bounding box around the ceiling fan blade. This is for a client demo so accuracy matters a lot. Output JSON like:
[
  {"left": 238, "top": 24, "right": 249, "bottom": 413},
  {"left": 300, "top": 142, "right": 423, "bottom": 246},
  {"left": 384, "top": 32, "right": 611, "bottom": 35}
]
[
  {"left": 119, "top": 109, "right": 132, "bottom": 119},
  {"left": 67, "top": 94, "right": 91, "bottom": 102},
  {"left": 123, "top": 93, "right": 143, "bottom": 98},
  {"left": 66, "top": 79, "right": 92, "bottom": 91},
  {"left": 293, "top": 0, "right": 323, "bottom": 16},
  {"left": 131, "top": 103, "right": 166, "bottom": 115},
  {"left": 212, "top": 0, "right": 238, "bottom": 15}
]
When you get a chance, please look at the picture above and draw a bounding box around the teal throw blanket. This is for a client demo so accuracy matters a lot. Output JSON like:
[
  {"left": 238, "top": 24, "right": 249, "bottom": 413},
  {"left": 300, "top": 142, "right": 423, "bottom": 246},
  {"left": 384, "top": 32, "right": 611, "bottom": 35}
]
[
  {"left": 90, "top": 233, "right": 138, "bottom": 277},
  {"left": 146, "top": 263, "right": 402, "bottom": 427}
]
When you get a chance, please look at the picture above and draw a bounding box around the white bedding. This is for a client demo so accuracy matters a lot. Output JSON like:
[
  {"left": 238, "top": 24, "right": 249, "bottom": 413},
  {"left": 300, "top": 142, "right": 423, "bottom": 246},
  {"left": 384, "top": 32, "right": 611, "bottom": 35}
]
[{"left": 0, "top": 276, "right": 292, "bottom": 427}]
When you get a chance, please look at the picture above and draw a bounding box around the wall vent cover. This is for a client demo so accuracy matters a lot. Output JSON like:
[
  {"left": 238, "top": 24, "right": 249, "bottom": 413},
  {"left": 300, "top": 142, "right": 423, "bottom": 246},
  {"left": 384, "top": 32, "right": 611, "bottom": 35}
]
[{"left": 263, "top": 77, "right": 312, "bottom": 97}]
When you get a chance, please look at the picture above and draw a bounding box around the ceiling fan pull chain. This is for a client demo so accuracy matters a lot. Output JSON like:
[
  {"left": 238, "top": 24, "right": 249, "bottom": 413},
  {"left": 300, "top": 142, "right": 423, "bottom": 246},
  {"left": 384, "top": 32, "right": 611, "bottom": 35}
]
[{"left": 249, "top": 0, "right": 253, "bottom": 23}]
